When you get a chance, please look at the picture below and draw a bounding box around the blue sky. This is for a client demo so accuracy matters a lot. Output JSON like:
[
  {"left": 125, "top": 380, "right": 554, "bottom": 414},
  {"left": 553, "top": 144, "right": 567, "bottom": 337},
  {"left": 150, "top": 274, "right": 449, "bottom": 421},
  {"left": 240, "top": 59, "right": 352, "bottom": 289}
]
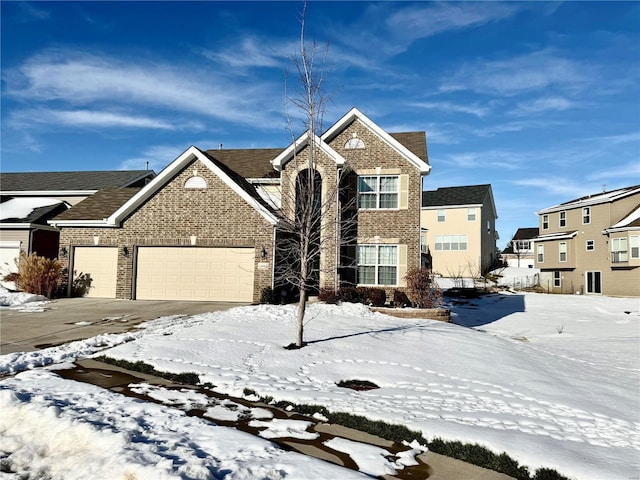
[{"left": 2, "top": 1, "right": 639, "bottom": 248}]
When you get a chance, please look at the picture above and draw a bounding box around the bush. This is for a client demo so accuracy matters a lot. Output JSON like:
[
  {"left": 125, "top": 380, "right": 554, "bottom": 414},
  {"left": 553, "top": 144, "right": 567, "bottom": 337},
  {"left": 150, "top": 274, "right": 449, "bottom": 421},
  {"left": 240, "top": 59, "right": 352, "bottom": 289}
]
[
  {"left": 364, "top": 287, "right": 386, "bottom": 306},
  {"left": 393, "top": 289, "right": 410, "bottom": 307},
  {"left": 6, "top": 252, "right": 62, "bottom": 298},
  {"left": 318, "top": 287, "right": 340, "bottom": 304},
  {"left": 404, "top": 266, "right": 443, "bottom": 308},
  {"left": 339, "top": 286, "right": 368, "bottom": 304},
  {"left": 260, "top": 286, "right": 276, "bottom": 304}
]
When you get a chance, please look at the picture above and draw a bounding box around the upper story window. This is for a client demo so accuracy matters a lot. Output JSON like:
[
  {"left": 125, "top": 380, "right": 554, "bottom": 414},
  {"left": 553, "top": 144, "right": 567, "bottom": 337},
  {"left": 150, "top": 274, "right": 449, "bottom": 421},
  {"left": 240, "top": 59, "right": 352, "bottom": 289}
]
[
  {"left": 437, "top": 209, "right": 446, "bottom": 222},
  {"left": 345, "top": 137, "right": 365, "bottom": 149},
  {"left": 537, "top": 244, "right": 544, "bottom": 263},
  {"left": 582, "top": 207, "right": 591, "bottom": 224},
  {"left": 559, "top": 211, "right": 567, "bottom": 227},
  {"left": 542, "top": 214, "right": 549, "bottom": 230},
  {"left": 515, "top": 240, "right": 530, "bottom": 251},
  {"left": 559, "top": 242, "right": 567, "bottom": 262},
  {"left": 435, "top": 234, "right": 468, "bottom": 251},
  {"left": 358, "top": 176, "right": 398, "bottom": 209},
  {"left": 611, "top": 237, "right": 628, "bottom": 263},
  {"left": 357, "top": 244, "right": 398, "bottom": 286},
  {"left": 467, "top": 208, "right": 476, "bottom": 221},
  {"left": 586, "top": 240, "right": 595, "bottom": 251},
  {"left": 631, "top": 236, "right": 639, "bottom": 259}
]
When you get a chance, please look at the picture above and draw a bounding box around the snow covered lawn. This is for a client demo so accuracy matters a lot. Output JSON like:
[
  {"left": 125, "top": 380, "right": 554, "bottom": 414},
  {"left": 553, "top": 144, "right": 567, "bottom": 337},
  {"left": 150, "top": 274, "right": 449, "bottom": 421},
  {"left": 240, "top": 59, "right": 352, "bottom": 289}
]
[{"left": 1, "top": 288, "right": 638, "bottom": 479}]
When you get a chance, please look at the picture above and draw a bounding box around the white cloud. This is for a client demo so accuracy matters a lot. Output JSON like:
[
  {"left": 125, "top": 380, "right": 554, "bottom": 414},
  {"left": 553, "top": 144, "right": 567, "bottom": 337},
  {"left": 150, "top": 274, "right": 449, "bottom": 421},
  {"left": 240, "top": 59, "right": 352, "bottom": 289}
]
[
  {"left": 16, "top": 2, "right": 50, "bottom": 21},
  {"left": 201, "top": 36, "right": 287, "bottom": 69},
  {"left": 512, "top": 177, "right": 599, "bottom": 199},
  {"left": 411, "top": 101, "right": 490, "bottom": 118},
  {"left": 118, "top": 144, "right": 189, "bottom": 172},
  {"left": 512, "top": 97, "right": 573, "bottom": 115}
]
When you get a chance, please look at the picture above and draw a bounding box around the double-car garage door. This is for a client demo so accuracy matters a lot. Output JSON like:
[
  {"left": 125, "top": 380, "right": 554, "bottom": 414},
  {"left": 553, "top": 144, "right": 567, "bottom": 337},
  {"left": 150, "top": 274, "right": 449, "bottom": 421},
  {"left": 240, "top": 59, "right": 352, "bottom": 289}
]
[{"left": 73, "top": 246, "right": 255, "bottom": 302}]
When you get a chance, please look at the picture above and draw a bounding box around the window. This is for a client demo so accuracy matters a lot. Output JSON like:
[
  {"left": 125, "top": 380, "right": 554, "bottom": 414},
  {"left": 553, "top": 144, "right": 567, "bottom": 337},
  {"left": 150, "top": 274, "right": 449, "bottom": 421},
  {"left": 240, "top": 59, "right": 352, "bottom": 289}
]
[
  {"left": 467, "top": 208, "right": 476, "bottom": 221},
  {"left": 542, "top": 214, "right": 549, "bottom": 230},
  {"left": 357, "top": 245, "right": 398, "bottom": 285},
  {"left": 631, "top": 236, "right": 639, "bottom": 259},
  {"left": 559, "top": 211, "right": 566, "bottom": 227},
  {"left": 515, "top": 240, "right": 530, "bottom": 251},
  {"left": 582, "top": 207, "right": 591, "bottom": 224},
  {"left": 434, "top": 235, "right": 468, "bottom": 251},
  {"left": 345, "top": 137, "right": 365, "bottom": 149},
  {"left": 611, "top": 237, "right": 628, "bottom": 263},
  {"left": 437, "top": 209, "right": 445, "bottom": 222},
  {"left": 358, "top": 176, "right": 398, "bottom": 209},
  {"left": 559, "top": 242, "right": 567, "bottom": 262},
  {"left": 553, "top": 271, "right": 562, "bottom": 288},
  {"left": 537, "top": 244, "right": 544, "bottom": 263},
  {"left": 184, "top": 176, "right": 207, "bottom": 189},
  {"left": 586, "top": 240, "right": 595, "bottom": 251}
]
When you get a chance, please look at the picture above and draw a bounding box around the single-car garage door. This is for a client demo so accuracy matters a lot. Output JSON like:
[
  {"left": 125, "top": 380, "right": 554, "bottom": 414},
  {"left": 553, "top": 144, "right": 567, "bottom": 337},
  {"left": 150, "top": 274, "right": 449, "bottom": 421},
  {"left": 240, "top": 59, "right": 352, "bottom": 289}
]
[
  {"left": 73, "top": 247, "right": 118, "bottom": 298},
  {"left": 136, "top": 247, "right": 255, "bottom": 302}
]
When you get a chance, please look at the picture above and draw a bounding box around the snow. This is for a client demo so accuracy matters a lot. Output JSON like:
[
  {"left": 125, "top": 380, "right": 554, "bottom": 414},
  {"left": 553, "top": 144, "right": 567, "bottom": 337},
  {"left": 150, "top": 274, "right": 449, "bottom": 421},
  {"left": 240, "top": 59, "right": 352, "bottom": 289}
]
[
  {"left": 0, "top": 197, "right": 63, "bottom": 220},
  {"left": 1, "top": 288, "right": 639, "bottom": 479}
]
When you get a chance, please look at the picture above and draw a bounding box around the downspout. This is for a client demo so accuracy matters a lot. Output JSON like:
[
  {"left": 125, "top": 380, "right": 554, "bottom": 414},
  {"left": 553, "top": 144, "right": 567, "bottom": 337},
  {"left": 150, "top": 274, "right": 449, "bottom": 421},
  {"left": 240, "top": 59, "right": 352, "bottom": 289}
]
[{"left": 335, "top": 165, "right": 341, "bottom": 290}]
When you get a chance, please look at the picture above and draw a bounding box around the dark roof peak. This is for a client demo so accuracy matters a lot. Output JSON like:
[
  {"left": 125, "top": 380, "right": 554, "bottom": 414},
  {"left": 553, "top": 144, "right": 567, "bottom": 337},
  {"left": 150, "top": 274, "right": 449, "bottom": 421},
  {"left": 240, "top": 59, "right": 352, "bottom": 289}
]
[{"left": 422, "top": 184, "right": 492, "bottom": 208}]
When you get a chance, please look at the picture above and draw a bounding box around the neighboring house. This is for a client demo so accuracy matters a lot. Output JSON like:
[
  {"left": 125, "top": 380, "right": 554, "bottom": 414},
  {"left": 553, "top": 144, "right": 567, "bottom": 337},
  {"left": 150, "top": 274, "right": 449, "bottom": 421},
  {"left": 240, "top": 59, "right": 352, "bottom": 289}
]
[
  {"left": 534, "top": 185, "right": 640, "bottom": 296},
  {"left": 50, "top": 108, "right": 431, "bottom": 302},
  {"left": 501, "top": 228, "right": 539, "bottom": 268},
  {"left": 0, "top": 170, "right": 155, "bottom": 275},
  {"left": 421, "top": 184, "right": 498, "bottom": 277}
]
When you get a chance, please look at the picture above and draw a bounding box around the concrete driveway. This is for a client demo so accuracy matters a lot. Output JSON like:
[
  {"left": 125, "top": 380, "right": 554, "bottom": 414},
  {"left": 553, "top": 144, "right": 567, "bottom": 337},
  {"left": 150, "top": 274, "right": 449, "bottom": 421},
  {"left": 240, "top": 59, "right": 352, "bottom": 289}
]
[{"left": 0, "top": 297, "right": 245, "bottom": 354}]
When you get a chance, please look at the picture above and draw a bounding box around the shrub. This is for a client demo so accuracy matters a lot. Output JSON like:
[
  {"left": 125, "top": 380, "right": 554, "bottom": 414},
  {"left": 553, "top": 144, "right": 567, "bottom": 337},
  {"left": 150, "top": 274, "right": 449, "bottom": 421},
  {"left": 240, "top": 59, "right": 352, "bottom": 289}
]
[
  {"left": 393, "top": 289, "right": 410, "bottom": 307},
  {"left": 260, "top": 286, "right": 276, "bottom": 304},
  {"left": 404, "top": 266, "right": 443, "bottom": 308},
  {"left": 364, "top": 287, "right": 387, "bottom": 306},
  {"left": 339, "top": 286, "right": 368, "bottom": 304},
  {"left": 318, "top": 287, "right": 340, "bottom": 304},
  {"left": 7, "top": 252, "right": 62, "bottom": 298}
]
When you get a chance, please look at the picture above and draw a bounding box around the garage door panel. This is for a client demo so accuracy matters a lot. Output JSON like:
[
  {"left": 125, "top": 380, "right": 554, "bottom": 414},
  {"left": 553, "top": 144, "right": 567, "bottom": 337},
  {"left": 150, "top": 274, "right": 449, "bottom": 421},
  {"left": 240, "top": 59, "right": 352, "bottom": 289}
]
[
  {"left": 73, "top": 247, "right": 118, "bottom": 298},
  {"left": 136, "top": 247, "right": 254, "bottom": 302}
]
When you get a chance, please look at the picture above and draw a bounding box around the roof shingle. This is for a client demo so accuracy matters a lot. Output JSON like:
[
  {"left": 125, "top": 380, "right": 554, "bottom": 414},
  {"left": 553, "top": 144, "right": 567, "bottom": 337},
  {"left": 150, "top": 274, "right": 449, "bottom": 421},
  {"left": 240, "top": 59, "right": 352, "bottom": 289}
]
[
  {"left": 422, "top": 184, "right": 492, "bottom": 208},
  {"left": 0, "top": 170, "right": 155, "bottom": 192}
]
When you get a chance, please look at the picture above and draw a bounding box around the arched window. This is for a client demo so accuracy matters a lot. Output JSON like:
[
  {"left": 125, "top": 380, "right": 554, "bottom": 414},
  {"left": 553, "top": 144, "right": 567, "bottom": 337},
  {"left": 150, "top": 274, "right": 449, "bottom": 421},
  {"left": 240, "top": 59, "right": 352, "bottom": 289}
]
[
  {"left": 345, "top": 137, "right": 365, "bottom": 149},
  {"left": 184, "top": 176, "right": 207, "bottom": 189}
]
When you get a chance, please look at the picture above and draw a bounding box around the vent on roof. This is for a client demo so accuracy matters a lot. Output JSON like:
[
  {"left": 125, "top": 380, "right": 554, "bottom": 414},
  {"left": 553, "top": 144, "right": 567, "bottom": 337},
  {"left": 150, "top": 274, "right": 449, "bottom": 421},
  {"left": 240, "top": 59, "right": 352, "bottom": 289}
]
[
  {"left": 345, "top": 135, "right": 365, "bottom": 149},
  {"left": 185, "top": 176, "right": 207, "bottom": 189}
]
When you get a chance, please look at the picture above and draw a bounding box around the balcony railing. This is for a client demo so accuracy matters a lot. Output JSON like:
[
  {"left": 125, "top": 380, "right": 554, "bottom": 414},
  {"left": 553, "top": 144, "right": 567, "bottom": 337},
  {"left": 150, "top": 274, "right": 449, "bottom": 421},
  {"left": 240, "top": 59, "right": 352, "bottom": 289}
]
[{"left": 612, "top": 251, "right": 628, "bottom": 263}]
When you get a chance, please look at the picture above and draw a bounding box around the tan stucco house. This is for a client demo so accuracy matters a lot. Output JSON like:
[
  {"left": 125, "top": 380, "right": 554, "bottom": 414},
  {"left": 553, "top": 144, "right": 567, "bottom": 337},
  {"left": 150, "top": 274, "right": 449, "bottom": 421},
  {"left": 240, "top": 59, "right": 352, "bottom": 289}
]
[
  {"left": 534, "top": 185, "right": 640, "bottom": 296},
  {"left": 50, "top": 108, "right": 431, "bottom": 302},
  {"left": 421, "top": 184, "right": 498, "bottom": 277}
]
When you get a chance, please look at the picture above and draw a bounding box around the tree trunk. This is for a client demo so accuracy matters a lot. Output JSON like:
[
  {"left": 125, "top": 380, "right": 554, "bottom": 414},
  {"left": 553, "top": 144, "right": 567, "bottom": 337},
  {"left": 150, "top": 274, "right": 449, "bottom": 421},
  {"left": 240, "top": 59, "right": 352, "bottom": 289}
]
[{"left": 296, "top": 288, "right": 307, "bottom": 347}]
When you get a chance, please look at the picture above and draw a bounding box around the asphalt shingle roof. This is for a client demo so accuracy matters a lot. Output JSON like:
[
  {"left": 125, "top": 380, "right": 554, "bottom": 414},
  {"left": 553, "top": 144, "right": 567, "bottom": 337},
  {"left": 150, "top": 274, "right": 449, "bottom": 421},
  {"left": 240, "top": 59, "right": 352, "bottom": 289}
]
[
  {"left": 0, "top": 170, "right": 155, "bottom": 192},
  {"left": 204, "top": 149, "right": 282, "bottom": 179},
  {"left": 53, "top": 188, "right": 141, "bottom": 221},
  {"left": 389, "top": 132, "right": 428, "bottom": 163},
  {"left": 422, "top": 184, "right": 492, "bottom": 208}
]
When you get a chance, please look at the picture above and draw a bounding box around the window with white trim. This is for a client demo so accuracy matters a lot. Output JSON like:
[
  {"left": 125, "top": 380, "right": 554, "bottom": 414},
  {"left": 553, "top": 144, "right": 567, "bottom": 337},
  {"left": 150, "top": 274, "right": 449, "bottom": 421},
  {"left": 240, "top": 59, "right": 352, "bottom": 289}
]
[
  {"left": 184, "top": 176, "right": 207, "bottom": 189},
  {"left": 437, "top": 209, "right": 445, "bottom": 222},
  {"left": 631, "top": 235, "right": 639, "bottom": 259},
  {"left": 582, "top": 207, "right": 591, "bottom": 224},
  {"left": 537, "top": 244, "right": 544, "bottom": 263},
  {"left": 345, "top": 137, "right": 365, "bottom": 149},
  {"left": 542, "top": 214, "right": 549, "bottom": 230},
  {"left": 467, "top": 208, "right": 476, "bottom": 221},
  {"left": 434, "top": 235, "right": 468, "bottom": 251},
  {"left": 611, "top": 237, "right": 628, "bottom": 263},
  {"left": 358, "top": 176, "right": 399, "bottom": 209},
  {"left": 559, "top": 211, "right": 566, "bottom": 227},
  {"left": 357, "top": 245, "right": 398, "bottom": 286},
  {"left": 586, "top": 240, "right": 595, "bottom": 251},
  {"left": 559, "top": 242, "right": 567, "bottom": 262},
  {"left": 553, "top": 271, "right": 562, "bottom": 288}
]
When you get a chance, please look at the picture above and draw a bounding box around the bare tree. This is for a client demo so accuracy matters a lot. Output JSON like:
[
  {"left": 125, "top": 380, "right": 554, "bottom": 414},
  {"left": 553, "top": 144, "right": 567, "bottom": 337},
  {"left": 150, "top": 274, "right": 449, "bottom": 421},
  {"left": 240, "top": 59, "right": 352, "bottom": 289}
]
[{"left": 275, "top": 4, "right": 356, "bottom": 348}]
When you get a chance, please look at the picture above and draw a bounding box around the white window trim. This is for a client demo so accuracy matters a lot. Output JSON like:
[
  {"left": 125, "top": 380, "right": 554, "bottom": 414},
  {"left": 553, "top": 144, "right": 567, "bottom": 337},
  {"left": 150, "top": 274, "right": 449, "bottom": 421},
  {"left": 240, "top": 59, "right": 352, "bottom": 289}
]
[
  {"left": 586, "top": 240, "right": 595, "bottom": 251},
  {"left": 537, "top": 244, "right": 544, "bottom": 263},
  {"left": 437, "top": 209, "right": 446, "bottom": 222},
  {"left": 467, "top": 208, "right": 476, "bottom": 221},
  {"left": 611, "top": 237, "right": 628, "bottom": 263},
  {"left": 559, "top": 242, "right": 567, "bottom": 262},
  {"left": 582, "top": 206, "right": 591, "bottom": 225},
  {"left": 631, "top": 235, "right": 639, "bottom": 259},
  {"left": 356, "top": 244, "right": 399, "bottom": 286},
  {"left": 559, "top": 211, "right": 567, "bottom": 228},
  {"left": 358, "top": 175, "right": 399, "bottom": 210},
  {"left": 434, "top": 234, "right": 468, "bottom": 251},
  {"left": 553, "top": 271, "right": 562, "bottom": 288},
  {"left": 542, "top": 214, "right": 549, "bottom": 230}
]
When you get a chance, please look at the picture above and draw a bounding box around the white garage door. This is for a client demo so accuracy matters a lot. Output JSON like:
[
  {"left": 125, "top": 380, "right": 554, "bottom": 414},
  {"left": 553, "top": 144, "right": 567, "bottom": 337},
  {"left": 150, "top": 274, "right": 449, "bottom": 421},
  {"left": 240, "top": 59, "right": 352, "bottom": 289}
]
[
  {"left": 136, "top": 247, "right": 255, "bottom": 302},
  {"left": 73, "top": 247, "right": 118, "bottom": 298},
  {"left": 0, "top": 241, "right": 21, "bottom": 274}
]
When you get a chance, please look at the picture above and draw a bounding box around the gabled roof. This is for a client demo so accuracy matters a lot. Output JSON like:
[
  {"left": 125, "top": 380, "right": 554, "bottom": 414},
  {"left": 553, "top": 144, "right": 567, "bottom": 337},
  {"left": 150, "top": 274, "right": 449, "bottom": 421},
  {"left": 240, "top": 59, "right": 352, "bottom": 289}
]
[
  {"left": 422, "top": 184, "right": 495, "bottom": 210},
  {"left": 537, "top": 185, "right": 640, "bottom": 214},
  {"left": 271, "top": 132, "right": 346, "bottom": 172},
  {"left": 322, "top": 108, "right": 431, "bottom": 175},
  {"left": 512, "top": 227, "right": 540, "bottom": 240},
  {"left": 0, "top": 170, "right": 156, "bottom": 195},
  {"left": 205, "top": 148, "right": 282, "bottom": 179},
  {"left": 50, "top": 146, "right": 280, "bottom": 228},
  {"left": 389, "top": 132, "right": 429, "bottom": 163}
]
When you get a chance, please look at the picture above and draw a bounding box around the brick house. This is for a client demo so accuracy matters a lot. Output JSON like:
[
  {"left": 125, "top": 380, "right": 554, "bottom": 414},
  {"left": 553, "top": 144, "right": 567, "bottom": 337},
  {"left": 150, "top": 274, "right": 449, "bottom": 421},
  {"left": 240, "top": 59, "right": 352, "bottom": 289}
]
[
  {"left": 51, "top": 108, "right": 431, "bottom": 302},
  {"left": 534, "top": 185, "right": 640, "bottom": 296},
  {"left": 421, "top": 184, "right": 498, "bottom": 277}
]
